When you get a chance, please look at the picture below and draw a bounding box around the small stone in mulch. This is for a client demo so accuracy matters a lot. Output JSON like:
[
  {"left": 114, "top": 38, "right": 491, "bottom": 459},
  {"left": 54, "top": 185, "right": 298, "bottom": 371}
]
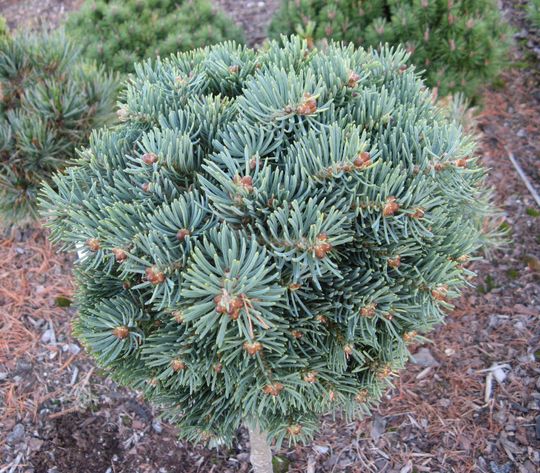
[
  {"left": 412, "top": 347, "right": 440, "bottom": 367},
  {"left": 490, "top": 461, "right": 512, "bottom": 473},
  {"left": 370, "top": 414, "right": 387, "bottom": 442},
  {"left": 7, "top": 423, "right": 25, "bottom": 444}
]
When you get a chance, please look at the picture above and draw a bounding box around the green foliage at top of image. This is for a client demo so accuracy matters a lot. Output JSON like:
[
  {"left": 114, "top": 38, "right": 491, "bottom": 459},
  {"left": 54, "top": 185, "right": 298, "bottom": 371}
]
[
  {"left": 66, "top": 0, "right": 245, "bottom": 73},
  {"left": 269, "top": 0, "right": 512, "bottom": 99}
]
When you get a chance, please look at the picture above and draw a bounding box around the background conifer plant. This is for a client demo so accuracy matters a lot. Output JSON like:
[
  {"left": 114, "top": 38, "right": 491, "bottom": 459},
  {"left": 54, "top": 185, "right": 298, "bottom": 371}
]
[
  {"left": 528, "top": 0, "right": 540, "bottom": 29},
  {"left": 40, "top": 37, "right": 499, "bottom": 470},
  {"left": 0, "top": 31, "right": 117, "bottom": 225},
  {"left": 269, "top": 0, "right": 511, "bottom": 99},
  {"left": 0, "top": 16, "right": 9, "bottom": 40},
  {"left": 66, "top": 0, "right": 245, "bottom": 73}
]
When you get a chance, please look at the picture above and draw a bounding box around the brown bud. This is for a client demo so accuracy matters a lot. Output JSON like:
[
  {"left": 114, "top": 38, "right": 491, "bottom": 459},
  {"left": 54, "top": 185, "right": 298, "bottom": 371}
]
[
  {"left": 433, "top": 161, "right": 447, "bottom": 171},
  {"left": 383, "top": 197, "right": 400, "bottom": 217},
  {"left": 432, "top": 285, "right": 449, "bottom": 301},
  {"left": 122, "top": 280, "right": 131, "bottom": 290},
  {"left": 344, "top": 344, "right": 354, "bottom": 356},
  {"left": 314, "top": 233, "right": 332, "bottom": 259},
  {"left": 228, "top": 64, "right": 240, "bottom": 74},
  {"left": 353, "top": 151, "right": 371, "bottom": 169},
  {"left": 117, "top": 107, "right": 129, "bottom": 121},
  {"left": 176, "top": 228, "right": 191, "bottom": 241},
  {"left": 172, "top": 310, "right": 184, "bottom": 323},
  {"left": 297, "top": 93, "right": 317, "bottom": 115},
  {"left": 214, "top": 289, "right": 243, "bottom": 319},
  {"left": 385, "top": 312, "right": 394, "bottom": 321},
  {"left": 403, "top": 331, "right": 417, "bottom": 343},
  {"left": 112, "top": 326, "right": 129, "bottom": 340},
  {"left": 455, "top": 158, "right": 468, "bottom": 168},
  {"left": 112, "top": 248, "right": 127, "bottom": 262},
  {"left": 213, "top": 363, "right": 223, "bottom": 373},
  {"left": 288, "top": 282, "right": 301, "bottom": 291},
  {"left": 86, "top": 238, "right": 101, "bottom": 252},
  {"left": 348, "top": 70, "right": 361, "bottom": 88},
  {"left": 234, "top": 175, "right": 254, "bottom": 192},
  {"left": 360, "top": 303, "right": 377, "bottom": 318},
  {"left": 329, "top": 390, "right": 336, "bottom": 402},
  {"left": 142, "top": 152, "right": 158, "bottom": 165},
  {"left": 198, "top": 431, "right": 213, "bottom": 442},
  {"left": 388, "top": 255, "right": 401, "bottom": 268},
  {"left": 287, "top": 424, "right": 302, "bottom": 436},
  {"left": 291, "top": 330, "right": 302, "bottom": 339},
  {"left": 171, "top": 359, "right": 186, "bottom": 372},
  {"left": 355, "top": 389, "right": 369, "bottom": 403},
  {"left": 411, "top": 208, "right": 425, "bottom": 219},
  {"left": 243, "top": 341, "right": 263, "bottom": 356},
  {"left": 145, "top": 266, "right": 166, "bottom": 285},
  {"left": 148, "top": 377, "right": 159, "bottom": 387},
  {"left": 262, "top": 382, "right": 284, "bottom": 396},
  {"left": 141, "top": 182, "right": 151, "bottom": 192},
  {"left": 303, "top": 371, "right": 318, "bottom": 383},
  {"left": 377, "top": 365, "right": 393, "bottom": 379},
  {"left": 316, "top": 314, "right": 328, "bottom": 325}
]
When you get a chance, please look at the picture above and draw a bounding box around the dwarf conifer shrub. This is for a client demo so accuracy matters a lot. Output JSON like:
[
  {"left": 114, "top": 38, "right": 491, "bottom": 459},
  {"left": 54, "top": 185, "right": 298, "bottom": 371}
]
[
  {"left": 66, "top": 0, "right": 244, "bottom": 73},
  {"left": 0, "top": 31, "right": 117, "bottom": 224},
  {"left": 269, "top": 0, "right": 511, "bottom": 98},
  {"left": 40, "top": 38, "right": 498, "bottom": 455}
]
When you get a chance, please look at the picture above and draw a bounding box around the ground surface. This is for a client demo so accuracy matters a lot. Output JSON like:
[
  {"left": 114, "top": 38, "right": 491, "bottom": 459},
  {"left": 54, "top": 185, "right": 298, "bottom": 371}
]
[{"left": 1, "top": 1, "right": 539, "bottom": 473}]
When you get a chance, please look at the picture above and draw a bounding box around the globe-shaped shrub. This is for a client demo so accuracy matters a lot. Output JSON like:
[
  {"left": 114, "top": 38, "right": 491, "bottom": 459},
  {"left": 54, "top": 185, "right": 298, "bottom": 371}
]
[
  {"left": 269, "top": 0, "right": 511, "bottom": 99},
  {"left": 0, "top": 31, "right": 117, "bottom": 224},
  {"left": 40, "top": 38, "right": 497, "bottom": 451},
  {"left": 66, "top": 0, "right": 244, "bottom": 73}
]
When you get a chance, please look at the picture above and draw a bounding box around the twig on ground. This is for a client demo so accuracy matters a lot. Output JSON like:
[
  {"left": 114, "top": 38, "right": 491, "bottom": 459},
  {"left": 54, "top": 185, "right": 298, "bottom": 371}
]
[{"left": 506, "top": 149, "right": 540, "bottom": 207}]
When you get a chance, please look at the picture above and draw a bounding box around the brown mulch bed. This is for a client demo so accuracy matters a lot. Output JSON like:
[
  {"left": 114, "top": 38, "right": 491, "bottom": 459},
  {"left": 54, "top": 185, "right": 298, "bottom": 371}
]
[
  {"left": 0, "top": 0, "right": 82, "bottom": 31},
  {"left": 1, "top": 2, "right": 539, "bottom": 473},
  {"left": 214, "top": 0, "right": 280, "bottom": 45}
]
